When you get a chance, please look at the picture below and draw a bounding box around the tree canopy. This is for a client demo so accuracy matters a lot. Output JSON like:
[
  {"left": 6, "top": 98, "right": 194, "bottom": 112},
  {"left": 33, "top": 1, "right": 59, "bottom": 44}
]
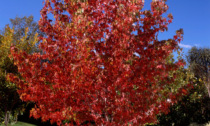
[
  {"left": 9, "top": 0, "right": 187, "bottom": 125},
  {"left": 187, "top": 47, "right": 210, "bottom": 97},
  {"left": 0, "top": 16, "right": 39, "bottom": 125}
]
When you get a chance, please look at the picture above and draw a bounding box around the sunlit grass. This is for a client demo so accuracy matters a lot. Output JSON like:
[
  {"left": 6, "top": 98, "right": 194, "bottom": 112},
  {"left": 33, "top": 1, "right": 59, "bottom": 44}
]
[{"left": 0, "top": 121, "right": 37, "bottom": 126}]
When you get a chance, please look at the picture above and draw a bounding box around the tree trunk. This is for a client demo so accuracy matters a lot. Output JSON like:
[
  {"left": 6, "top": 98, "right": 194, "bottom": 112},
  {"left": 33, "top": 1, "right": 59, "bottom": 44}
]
[
  {"left": 4, "top": 111, "right": 11, "bottom": 126},
  {"left": 4, "top": 111, "right": 8, "bottom": 126},
  {"left": 8, "top": 111, "right": 10, "bottom": 125},
  {"left": 14, "top": 113, "right": 18, "bottom": 124},
  {"left": 4, "top": 111, "right": 7, "bottom": 126}
]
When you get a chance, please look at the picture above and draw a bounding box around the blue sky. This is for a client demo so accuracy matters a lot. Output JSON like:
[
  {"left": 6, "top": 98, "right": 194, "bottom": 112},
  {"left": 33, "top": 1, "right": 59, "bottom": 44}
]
[{"left": 0, "top": 0, "right": 210, "bottom": 56}]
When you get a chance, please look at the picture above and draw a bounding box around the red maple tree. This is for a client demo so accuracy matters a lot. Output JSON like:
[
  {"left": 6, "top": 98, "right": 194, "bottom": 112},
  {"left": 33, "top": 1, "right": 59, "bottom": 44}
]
[{"left": 9, "top": 0, "right": 186, "bottom": 125}]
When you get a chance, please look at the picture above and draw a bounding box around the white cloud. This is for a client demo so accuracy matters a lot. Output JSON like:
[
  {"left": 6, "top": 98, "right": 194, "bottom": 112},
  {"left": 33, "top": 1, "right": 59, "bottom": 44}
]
[
  {"left": 194, "top": 44, "right": 200, "bottom": 47},
  {"left": 178, "top": 43, "right": 192, "bottom": 49}
]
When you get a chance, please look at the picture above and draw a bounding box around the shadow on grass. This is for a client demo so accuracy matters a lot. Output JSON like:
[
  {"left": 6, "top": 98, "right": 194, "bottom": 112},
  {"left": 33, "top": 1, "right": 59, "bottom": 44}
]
[{"left": 18, "top": 103, "right": 57, "bottom": 126}]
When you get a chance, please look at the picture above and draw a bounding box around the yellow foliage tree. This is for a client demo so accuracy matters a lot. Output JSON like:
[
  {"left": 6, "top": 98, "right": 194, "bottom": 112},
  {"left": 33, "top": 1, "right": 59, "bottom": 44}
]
[{"left": 0, "top": 25, "right": 38, "bottom": 126}]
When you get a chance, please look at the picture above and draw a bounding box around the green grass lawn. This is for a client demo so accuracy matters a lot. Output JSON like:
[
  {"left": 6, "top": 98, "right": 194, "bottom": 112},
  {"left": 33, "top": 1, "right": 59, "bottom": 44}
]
[{"left": 1, "top": 121, "right": 37, "bottom": 126}]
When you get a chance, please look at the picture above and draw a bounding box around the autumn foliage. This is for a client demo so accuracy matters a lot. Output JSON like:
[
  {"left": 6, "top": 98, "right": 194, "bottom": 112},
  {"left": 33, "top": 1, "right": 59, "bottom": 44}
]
[
  {"left": 0, "top": 24, "right": 38, "bottom": 125},
  {"left": 9, "top": 0, "right": 186, "bottom": 125}
]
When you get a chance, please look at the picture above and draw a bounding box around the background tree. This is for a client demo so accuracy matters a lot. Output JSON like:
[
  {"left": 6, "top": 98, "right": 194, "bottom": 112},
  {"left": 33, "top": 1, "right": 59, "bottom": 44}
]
[
  {"left": 9, "top": 16, "right": 40, "bottom": 40},
  {"left": 148, "top": 70, "right": 209, "bottom": 126},
  {"left": 0, "top": 26, "right": 20, "bottom": 126},
  {"left": 1, "top": 15, "right": 43, "bottom": 53},
  {"left": 0, "top": 17, "right": 39, "bottom": 125},
  {"left": 187, "top": 47, "right": 210, "bottom": 98},
  {"left": 9, "top": 0, "right": 187, "bottom": 125},
  {"left": 147, "top": 47, "right": 210, "bottom": 126}
]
